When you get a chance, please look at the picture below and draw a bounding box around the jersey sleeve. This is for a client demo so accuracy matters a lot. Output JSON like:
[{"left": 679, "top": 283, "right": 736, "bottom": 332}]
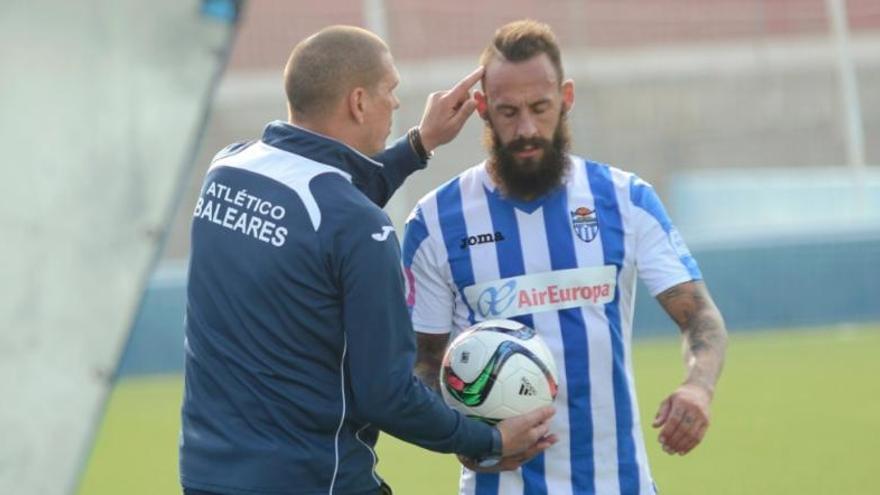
[
  {"left": 401, "top": 206, "right": 455, "bottom": 334},
  {"left": 325, "top": 185, "right": 493, "bottom": 458},
  {"left": 629, "top": 175, "right": 702, "bottom": 296}
]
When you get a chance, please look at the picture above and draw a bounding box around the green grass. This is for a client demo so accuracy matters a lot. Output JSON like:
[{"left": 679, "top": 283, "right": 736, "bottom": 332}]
[{"left": 77, "top": 326, "right": 880, "bottom": 494}]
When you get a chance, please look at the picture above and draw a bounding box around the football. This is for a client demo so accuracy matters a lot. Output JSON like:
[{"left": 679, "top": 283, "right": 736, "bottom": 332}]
[{"left": 440, "top": 319, "right": 559, "bottom": 423}]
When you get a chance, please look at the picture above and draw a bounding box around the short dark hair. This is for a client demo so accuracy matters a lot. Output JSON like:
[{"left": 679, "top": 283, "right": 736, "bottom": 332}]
[
  {"left": 284, "top": 25, "right": 389, "bottom": 119},
  {"left": 479, "top": 20, "right": 564, "bottom": 83}
]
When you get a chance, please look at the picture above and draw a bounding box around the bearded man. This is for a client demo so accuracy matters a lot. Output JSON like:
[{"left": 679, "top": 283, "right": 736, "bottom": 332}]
[{"left": 402, "top": 20, "right": 728, "bottom": 495}]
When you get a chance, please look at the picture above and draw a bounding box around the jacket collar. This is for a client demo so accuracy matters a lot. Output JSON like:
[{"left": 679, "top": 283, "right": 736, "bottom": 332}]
[{"left": 261, "top": 120, "right": 383, "bottom": 182}]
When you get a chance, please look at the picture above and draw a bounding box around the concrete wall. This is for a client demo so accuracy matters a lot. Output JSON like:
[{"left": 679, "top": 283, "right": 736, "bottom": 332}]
[{"left": 0, "top": 1, "right": 233, "bottom": 493}]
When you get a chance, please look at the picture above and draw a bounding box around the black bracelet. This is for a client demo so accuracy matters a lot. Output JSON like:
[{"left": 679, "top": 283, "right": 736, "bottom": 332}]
[{"left": 407, "top": 126, "right": 433, "bottom": 162}]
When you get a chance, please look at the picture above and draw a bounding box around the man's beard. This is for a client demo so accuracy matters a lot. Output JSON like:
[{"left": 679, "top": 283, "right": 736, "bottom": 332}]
[{"left": 484, "top": 113, "right": 571, "bottom": 200}]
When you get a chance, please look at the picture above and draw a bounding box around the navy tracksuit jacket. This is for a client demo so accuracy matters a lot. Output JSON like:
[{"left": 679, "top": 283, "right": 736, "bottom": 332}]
[{"left": 180, "top": 121, "right": 494, "bottom": 495}]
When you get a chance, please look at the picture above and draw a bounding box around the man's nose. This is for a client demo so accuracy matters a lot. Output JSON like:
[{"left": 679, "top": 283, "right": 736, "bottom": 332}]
[{"left": 515, "top": 115, "right": 538, "bottom": 139}]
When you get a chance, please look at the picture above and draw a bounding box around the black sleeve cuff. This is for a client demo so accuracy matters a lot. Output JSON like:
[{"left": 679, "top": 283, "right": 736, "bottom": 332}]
[{"left": 488, "top": 426, "right": 503, "bottom": 457}]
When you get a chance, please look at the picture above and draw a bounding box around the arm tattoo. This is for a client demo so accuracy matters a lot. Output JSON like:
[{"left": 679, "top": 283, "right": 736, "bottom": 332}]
[
  {"left": 657, "top": 281, "right": 728, "bottom": 395},
  {"left": 415, "top": 333, "right": 449, "bottom": 393}
]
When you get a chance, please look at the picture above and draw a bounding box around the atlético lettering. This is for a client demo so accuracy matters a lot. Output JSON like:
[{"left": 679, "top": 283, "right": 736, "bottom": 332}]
[{"left": 193, "top": 181, "right": 288, "bottom": 247}]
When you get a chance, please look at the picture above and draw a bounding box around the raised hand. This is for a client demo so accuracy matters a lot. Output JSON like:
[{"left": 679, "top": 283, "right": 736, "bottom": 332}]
[{"left": 416, "top": 66, "right": 484, "bottom": 153}]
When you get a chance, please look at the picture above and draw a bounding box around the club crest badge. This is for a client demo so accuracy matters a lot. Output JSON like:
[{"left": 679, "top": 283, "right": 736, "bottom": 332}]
[{"left": 571, "top": 206, "right": 599, "bottom": 243}]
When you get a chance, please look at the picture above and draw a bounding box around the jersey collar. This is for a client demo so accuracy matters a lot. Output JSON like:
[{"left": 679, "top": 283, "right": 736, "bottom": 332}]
[{"left": 260, "top": 120, "right": 384, "bottom": 182}]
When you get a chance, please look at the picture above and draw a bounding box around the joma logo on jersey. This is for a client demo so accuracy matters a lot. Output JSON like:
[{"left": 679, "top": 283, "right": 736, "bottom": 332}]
[{"left": 460, "top": 231, "right": 505, "bottom": 250}]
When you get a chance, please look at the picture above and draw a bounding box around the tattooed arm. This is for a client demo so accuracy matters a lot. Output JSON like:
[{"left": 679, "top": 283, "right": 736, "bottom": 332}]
[
  {"left": 415, "top": 333, "right": 450, "bottom": 393},
  {"left": 652, "top": 280, "right": 728, "bottom": 455}
]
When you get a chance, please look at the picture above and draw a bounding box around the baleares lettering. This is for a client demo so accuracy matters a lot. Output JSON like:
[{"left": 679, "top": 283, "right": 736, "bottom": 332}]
[{"left": 194, "top": 181, "right": 288, "bottom": 247}]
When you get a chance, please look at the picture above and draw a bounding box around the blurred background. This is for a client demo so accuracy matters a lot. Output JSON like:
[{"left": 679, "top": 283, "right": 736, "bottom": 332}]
[{"left": 1, "top": 1, "right": 878, "bottom": 494}]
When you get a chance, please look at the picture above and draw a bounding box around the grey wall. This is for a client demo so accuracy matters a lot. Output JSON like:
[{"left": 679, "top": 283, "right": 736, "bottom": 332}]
[{"left": 0, "top": 2, "right": 233, "bottom": 493}]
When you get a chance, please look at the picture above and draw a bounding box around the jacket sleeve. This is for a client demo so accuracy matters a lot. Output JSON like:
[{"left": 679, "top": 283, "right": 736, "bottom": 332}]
[
  {"left": 362, "top": 135, "right": 427, "bottom": 208},
  {"left": 330, "top": 192, "right": 493, "bottom": 458}
]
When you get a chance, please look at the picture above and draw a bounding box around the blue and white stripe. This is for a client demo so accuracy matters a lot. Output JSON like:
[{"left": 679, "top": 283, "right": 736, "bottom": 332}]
[{"left": 404, "top": 156, "right": 699, "bottom": 495}]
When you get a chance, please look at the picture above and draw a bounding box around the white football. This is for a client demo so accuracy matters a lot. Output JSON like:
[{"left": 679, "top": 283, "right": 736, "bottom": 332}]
[{"left": 440, "top": 319, "right": 558, "bottom": 423}]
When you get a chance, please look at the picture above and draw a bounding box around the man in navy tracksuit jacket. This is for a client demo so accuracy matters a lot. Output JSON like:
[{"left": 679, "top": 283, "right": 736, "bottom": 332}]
[{"left": 180, "top": 26, "right": 554, "bottom": 495}]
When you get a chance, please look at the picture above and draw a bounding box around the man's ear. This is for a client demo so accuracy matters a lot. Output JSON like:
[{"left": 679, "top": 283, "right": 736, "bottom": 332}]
[
  {"left": 348, "top": 87, "right": 367, "bottom": 124},
  {"left": 561, "top": 79, "right": 575, "bottom": 114},
  {"left": 474, "top": 91, "right": 489, "bottom": 119}
]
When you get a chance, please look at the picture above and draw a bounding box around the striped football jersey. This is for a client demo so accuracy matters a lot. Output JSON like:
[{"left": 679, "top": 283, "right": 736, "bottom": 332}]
[{"left": 401, "top": 156, "right": 702, "bottom": 495}]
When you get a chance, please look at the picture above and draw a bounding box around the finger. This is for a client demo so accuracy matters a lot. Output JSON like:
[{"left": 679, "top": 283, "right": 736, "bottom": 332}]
[
  {"left": 683, "top": 421, "right": 709, "bottom": 454},
  {"left": 516, "top": 417, "right": 553, "bottom": 455},
  {"left": 534, "top": 412, "right": 557, "bottom": 434},
  {"left": 668, "top": 411, "right": 707, "bottom": 454},
  {"left": 526, "top": 405, "right": 556, "bottom": 425},
  {"left": 677, "top": 432, "right": 702, "bottom": 455},
  {"left": 530, "top": 434, "right": 558, "bottom": 453},
  {"left": 664, "top": 420, "right": 693, "bottom": 454},
  {"left": 511, "top": 436, "right": 557, "bottom": 466},
  {"left": 448, "top": 86, "right": 471, "bottom": 107},
  {"left": 499, "top": 406, "right": 555, "bottom": 455},
  {"left": 520, "top": 441, "right": 550, "bottom": 460},
  {"left": 677, "top": 421, "right": 707, "bottom": 455},
  {"left": 652, "top": 397, "right": 671, "bottom": 428},
  {"left": 658, "top": 404, "right": 686, "bottom": 448},
  {"left": 540, "top": 433, "right": 559, "bottom": 447},
  {"left": 529, "top": 421, "right": 551, "bottom": 444},
  {"left": 659, "top": 402, "right": 684, "bottom": 437},
  {"left": 450, "top": 98, "right": 477, "bottom": 127},
  {"left": 446, "top": 66, "right": 485, "bottom": 100},
  {"left": 664, "top": 405, "right": 699, "bottom": 451}
]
